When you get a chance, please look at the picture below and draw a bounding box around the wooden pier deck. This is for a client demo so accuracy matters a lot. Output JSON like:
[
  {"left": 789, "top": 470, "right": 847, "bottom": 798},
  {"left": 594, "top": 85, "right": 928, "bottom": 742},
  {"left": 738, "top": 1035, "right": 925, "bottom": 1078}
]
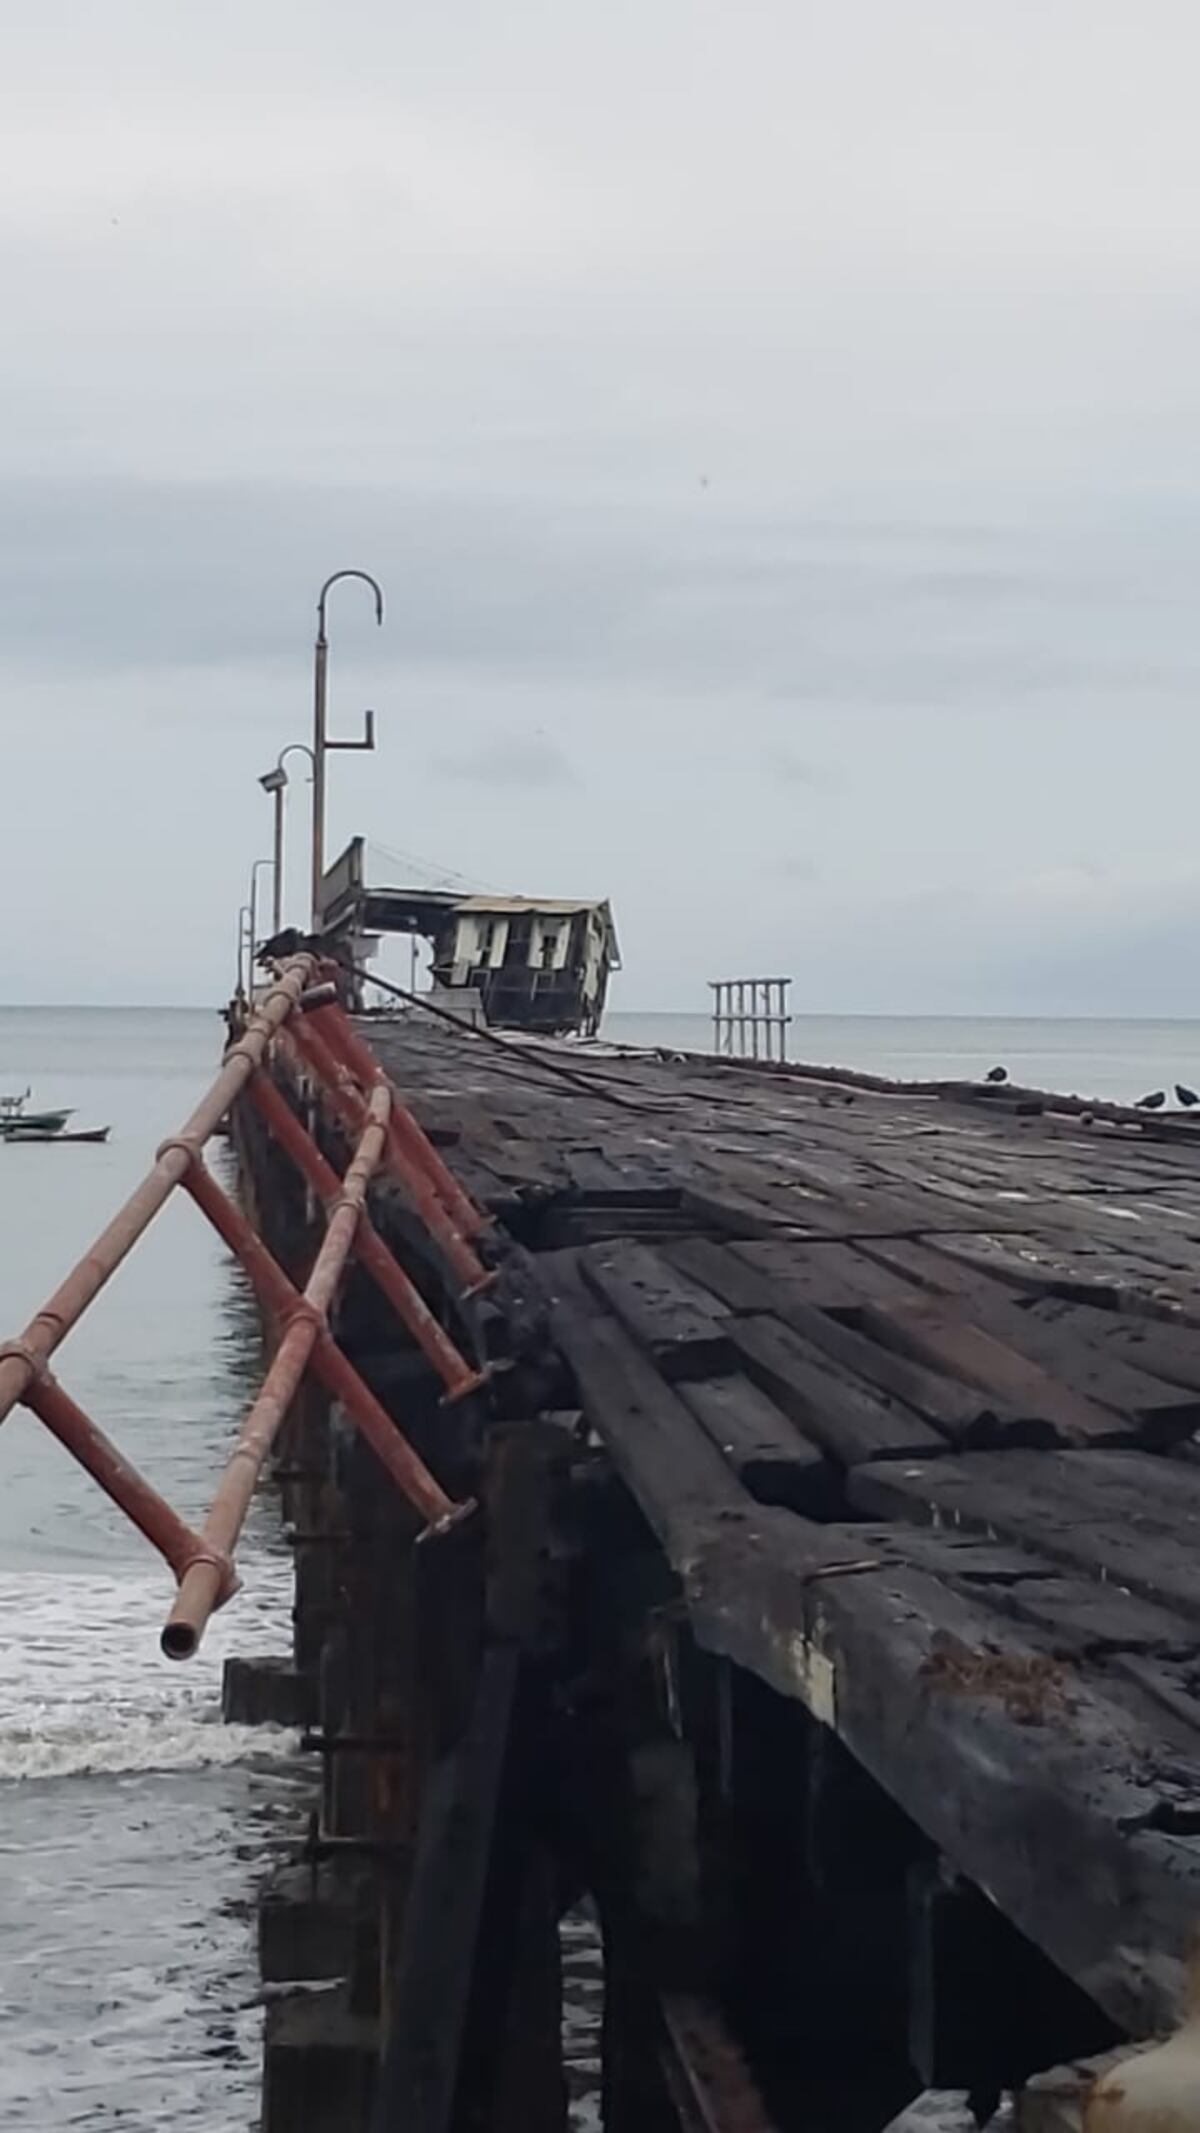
[{"left": 360, "top": 1015, "right": 1200, "bottom": 2047}]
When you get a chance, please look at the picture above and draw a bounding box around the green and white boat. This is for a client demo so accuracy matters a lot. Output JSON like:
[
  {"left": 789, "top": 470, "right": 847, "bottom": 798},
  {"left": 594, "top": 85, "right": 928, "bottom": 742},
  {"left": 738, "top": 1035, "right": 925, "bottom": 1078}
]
[{"left": 0, "top": 1091, "right": 75, "bottom": 1137}]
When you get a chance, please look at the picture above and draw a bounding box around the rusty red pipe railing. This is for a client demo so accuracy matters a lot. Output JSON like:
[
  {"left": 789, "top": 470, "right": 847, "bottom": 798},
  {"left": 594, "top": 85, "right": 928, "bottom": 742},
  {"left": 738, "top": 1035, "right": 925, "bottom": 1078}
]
[
  {"left": 245, "top": 1070, "right": 485, "bottom": 1404},
  {"left": 20, "top": 1369, "right": 230, "bottom": 1593},
  {"left": 166, "top": 1150, "right": 466, "bottom": 1658},
  {"left": 0, "top": 955, "right": 316, "bottom": 1433},
  {"left": 310, "top": 993, "right": 492, "bottom": 1241},
  {"left": 164, "top": 1084, "right": 393, "bottom": 1658},
  {"left": 285, "top": 1017, "right": 495, "bottom": 1297}
]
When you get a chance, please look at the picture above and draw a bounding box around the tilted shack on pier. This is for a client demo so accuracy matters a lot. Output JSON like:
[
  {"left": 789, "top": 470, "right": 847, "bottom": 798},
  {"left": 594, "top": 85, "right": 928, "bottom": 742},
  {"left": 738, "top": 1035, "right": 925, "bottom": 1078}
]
[{"left": 317, "top": 836, "right": 620, "bottom": 1034}]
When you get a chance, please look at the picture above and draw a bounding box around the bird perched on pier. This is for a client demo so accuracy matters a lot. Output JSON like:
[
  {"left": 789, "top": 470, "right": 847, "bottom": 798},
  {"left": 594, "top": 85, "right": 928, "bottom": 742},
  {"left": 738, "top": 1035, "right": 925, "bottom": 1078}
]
[
  {"left": 257, "top": 925, "right": 309, "bottom": 964},
  {"left": 1176, "top": 1083, "right": 1200, "bottom": 1108},
  {"left": 985, "top": 1065, "right": 1008, "bottom": 1084},
  {"left": 1136, "top": 1089, "right": 1167, "bottom": 1110}
]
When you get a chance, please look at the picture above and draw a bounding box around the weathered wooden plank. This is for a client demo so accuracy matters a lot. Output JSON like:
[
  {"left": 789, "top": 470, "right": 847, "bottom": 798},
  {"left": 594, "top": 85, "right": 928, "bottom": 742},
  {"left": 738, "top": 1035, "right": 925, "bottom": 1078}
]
[
  {"left": 754, "top": 1294, "right": 1021, "bottom": 1445},
  {"left": 855, "top": 1297, "right": 1133, "bottom": 1448},
  {"left": 678, "top": 1374, "right": 835, "bottom": 1514},
  {"left": 683, "top": 1505, "right": 1200, "bottom": 2037},
  {"left": 668, "top": 1237, "right": 995, "bottom": 1436},
  {"left": 860, "top": 1252, "right": 1200, "bottom": 1441},
  {"left": 931, "top": 1229, "right": 1195, "bottom": 1309},
  {"left": 837, "top": 1525, "right": 1200, "bottom": 1658},
  {"left": 967, "top": 1303, "right": 1200, "bottom": 1447},
  {"left": 552, "top": 1303, "right": 748, "bottom": 1550},
  {"left": 564, "top": 1147, "right": 674, "bottom": 1202},
  {"left": 579, "top": 1242, "right": 736, "bottom": 1380},
  {"left": 663, "top": 1235, "right": 786, "bottom": 1314},
  {"left": 730, "top": 1238, "right": 921, "bottom": 1312},
  {"left": 1028, "top": 1296, "right": 1200, "bottom": 1395},
  {"left": 728, "top": 1315, "right": 945, "bottom": 1465},
  {"left": 855, "top": 1236, "right": 1011, "bottom": 1303},
  {"left": 679, "top": 1183, "right": 801, "bottom": 1241},
  {"left": 373, "top": 1647, "right": 520, "bottom": 2133},
  {"left": 846, "top": 1448, "right": 1200, "bottom": 1625}
]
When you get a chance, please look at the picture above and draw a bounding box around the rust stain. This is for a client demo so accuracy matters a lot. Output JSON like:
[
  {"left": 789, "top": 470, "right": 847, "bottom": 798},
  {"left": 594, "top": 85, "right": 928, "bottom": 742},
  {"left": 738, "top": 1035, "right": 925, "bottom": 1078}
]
[{"left": 920, "top": 1632, "right": 1076, "bottom": 1725}]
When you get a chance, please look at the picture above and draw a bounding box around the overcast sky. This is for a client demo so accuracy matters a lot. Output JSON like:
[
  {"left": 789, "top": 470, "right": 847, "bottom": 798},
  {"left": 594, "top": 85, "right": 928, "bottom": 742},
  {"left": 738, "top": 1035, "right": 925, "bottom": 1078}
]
[{"left": 4, "top": 2, "right": 1200, "bottom": 1012}]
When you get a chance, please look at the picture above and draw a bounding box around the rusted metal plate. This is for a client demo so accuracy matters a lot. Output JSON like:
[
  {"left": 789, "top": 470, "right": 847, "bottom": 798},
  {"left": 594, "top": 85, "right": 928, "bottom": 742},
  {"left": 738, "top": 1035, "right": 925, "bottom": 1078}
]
[{"left": 659, "top": 1994, "right": 780, "bottom": 2133}]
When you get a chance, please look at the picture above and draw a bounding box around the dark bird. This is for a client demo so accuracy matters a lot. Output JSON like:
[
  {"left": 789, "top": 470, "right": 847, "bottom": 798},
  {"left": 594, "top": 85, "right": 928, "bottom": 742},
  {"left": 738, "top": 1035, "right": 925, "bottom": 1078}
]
[
  {"left": 1176, "top": 1084, "right": 1200, "bottom": 1108},
  {"left": 257, "top": 925, "right": 309, "bottom": 963},
  {"left": 985, "top": 1065, "right": 1008, "bottom": 1084},
  {"left": 1136, "top": 1090, "right": 1167, "bottom": 1110}
]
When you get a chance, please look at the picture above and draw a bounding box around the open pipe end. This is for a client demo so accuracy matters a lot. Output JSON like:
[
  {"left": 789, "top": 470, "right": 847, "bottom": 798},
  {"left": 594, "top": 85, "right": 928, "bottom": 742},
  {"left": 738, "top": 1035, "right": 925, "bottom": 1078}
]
[
  {"left": 438, "top": 1365, "right": 492, "bottom": 1407},
  {"left": 417, "top": 1496, "right": 479, "bottom": 1545},
  {"left": 461, "top": 1270, "right": 500, "bottom": 1301},
  {"left": 161, "top": 1619, "right": 199, "bottom": 1662}
]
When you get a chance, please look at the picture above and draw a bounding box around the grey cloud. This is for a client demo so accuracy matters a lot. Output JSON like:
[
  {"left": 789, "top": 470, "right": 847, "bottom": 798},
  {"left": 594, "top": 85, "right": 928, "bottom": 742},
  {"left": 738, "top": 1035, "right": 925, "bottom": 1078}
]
[
  {"left": 431, "top": 731, "right": 577, "bottom": 788},
  {"left": 766, "top": 750, "right": 840, "bottom": 790},
  {"left": 6, "top": 1, "right": 1200, "bottom": 1014},
  {"left": 4, "top": 476, "right": 1199, "bottom": 720}
]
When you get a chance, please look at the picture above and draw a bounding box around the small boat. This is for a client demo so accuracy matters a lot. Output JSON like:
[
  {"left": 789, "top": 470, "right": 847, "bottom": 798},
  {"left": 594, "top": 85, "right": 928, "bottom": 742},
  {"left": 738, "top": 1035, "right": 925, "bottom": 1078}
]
[
  {"left": 0, "top": 1091, "right": 75, "bottom": 1136},
  {"left": 3, "top": 1125, "right": 110, "bottom": 1145}
]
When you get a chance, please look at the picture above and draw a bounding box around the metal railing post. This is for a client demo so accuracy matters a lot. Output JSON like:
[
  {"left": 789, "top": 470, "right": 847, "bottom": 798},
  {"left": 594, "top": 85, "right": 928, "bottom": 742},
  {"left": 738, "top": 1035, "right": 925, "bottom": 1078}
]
[{"left": 245, "top": 1069, "right": 485, "bottom": 1402}]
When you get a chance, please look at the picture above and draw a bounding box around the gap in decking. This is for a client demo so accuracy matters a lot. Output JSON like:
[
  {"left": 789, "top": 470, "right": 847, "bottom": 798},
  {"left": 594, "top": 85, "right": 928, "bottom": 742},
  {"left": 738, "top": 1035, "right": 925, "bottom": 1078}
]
[{"left": 559, "top": 1900, "right": 604, "bottom": 2131}]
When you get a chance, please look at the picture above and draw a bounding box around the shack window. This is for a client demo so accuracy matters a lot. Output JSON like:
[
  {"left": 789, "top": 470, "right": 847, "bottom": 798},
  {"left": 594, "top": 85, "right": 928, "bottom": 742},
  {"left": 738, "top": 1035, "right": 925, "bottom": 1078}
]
[{"left": 541, "top": 931, "right": 559, "bottom": 969}]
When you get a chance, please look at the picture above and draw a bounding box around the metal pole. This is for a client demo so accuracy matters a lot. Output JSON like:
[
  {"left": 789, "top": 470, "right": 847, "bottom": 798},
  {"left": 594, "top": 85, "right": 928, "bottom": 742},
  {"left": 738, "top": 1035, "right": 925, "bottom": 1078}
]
[
  {"left": 0, "top": 956, "right": 315, "bottom": 1431},
  {"left": 308, "top": 996, "right": 492, "bottom": 1239},
  {"left": 236, "top": 903, "right": 250, "bottom": 1003},
  {"left": 260, "top": 744, "right": 316, "bottom": 937},
  {"left": 166, "top": 1148, "right": 467, "bottom": 1657},
  {"left": 163, "top": 1087, "right": 466, "bottom": 1659},
  {"left": 311, "top": 571, "right": 384, "bottom": 930},
  {"left": 271, "top": 788, "right": 284, "bottom": 934},
  {"left": 248, "top": 858, "right": 273, "bottom": 999},
  {"left": 25, "top": 1370, "right": 223, "bottom": 1588},
  {"left": 245, "top": 1070, "right": 485, "bottom": 1401},
  {"left": 285, "top": 1016, "right": 494, "bottom": 1293}
]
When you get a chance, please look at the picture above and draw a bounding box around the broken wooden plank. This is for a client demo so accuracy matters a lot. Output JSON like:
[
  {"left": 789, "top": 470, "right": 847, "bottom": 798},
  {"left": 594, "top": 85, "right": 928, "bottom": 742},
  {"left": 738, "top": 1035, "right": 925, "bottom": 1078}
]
[
  {"left": 678, "top": 1375, "right": 835, "bottom": 1515},
  {"left": 855, "top": 1297, "right": 1134, "bottom": 1449},
  {"left": 756, "top": 1295, "right": 1020, "bottom": 1446},
  {"left": 668, "top": 1237, "right": 1001, "bottom": 1439},
  {"left": 968, "top": 1301, "right": 1200, "bottom": 1448},
  {"left": 552, "top": 1303, "right": 750, "bottom": 1551},
  {"left": 857, "top": 1257, "right": 1200, "bottom": 1444},
  {"left": 579, "top": 1241, "right": 736, "bottom": 1381},
  {"left": 728, "top": 1315, "right": 945, "bottom": 1465}
]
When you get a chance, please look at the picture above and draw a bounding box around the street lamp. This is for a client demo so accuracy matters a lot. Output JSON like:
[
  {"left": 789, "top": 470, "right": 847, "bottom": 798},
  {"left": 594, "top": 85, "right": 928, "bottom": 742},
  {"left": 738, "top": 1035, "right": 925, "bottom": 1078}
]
[
  {"left": 258, "top": 743, "right": 315, "bottom": 935},
  {"left": 247, "top": 858, "right": 275, "bottom": 996},
  {"left": 311, "top": 569, "right": 384, "bottom": 930}
]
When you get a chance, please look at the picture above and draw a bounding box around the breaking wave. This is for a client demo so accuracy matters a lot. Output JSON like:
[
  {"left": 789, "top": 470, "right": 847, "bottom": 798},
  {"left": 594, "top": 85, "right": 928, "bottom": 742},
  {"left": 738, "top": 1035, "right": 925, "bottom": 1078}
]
[{"left": 0, "top": 1558, "right": 298, "bottom": 1782}]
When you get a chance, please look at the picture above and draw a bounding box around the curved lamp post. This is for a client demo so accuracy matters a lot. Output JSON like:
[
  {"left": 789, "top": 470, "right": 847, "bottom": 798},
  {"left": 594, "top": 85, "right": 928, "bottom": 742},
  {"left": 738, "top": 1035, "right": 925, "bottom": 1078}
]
[
  {"left": 259, "top": 743, "right": 316, "bottom": 936},
  {"left": 311, "top": 570, "right": 384, "bottom": 929}
]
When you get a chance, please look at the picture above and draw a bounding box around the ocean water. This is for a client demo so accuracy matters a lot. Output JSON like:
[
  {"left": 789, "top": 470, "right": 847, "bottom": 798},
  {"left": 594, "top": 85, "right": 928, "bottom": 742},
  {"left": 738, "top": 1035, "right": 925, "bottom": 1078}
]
[
  {"left": 605, "top": 1011, "right": 1200, "bottom": 1106},
  {"left": 0, "top": 1008, "right": 301, "bottom": 2132},
  {"left": 4, "top": 1004, "right": 1200, "bottom": 2129}
]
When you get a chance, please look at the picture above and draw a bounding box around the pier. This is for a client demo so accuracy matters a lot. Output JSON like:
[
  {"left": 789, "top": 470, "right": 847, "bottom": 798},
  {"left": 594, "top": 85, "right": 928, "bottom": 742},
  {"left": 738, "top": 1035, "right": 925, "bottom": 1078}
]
[
  {"left": 235, "top": 983, "right": 1200, "bottom": 2128},
  {"left": 10, "top": 967, "right": 1200, "bottom": 2128}
]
